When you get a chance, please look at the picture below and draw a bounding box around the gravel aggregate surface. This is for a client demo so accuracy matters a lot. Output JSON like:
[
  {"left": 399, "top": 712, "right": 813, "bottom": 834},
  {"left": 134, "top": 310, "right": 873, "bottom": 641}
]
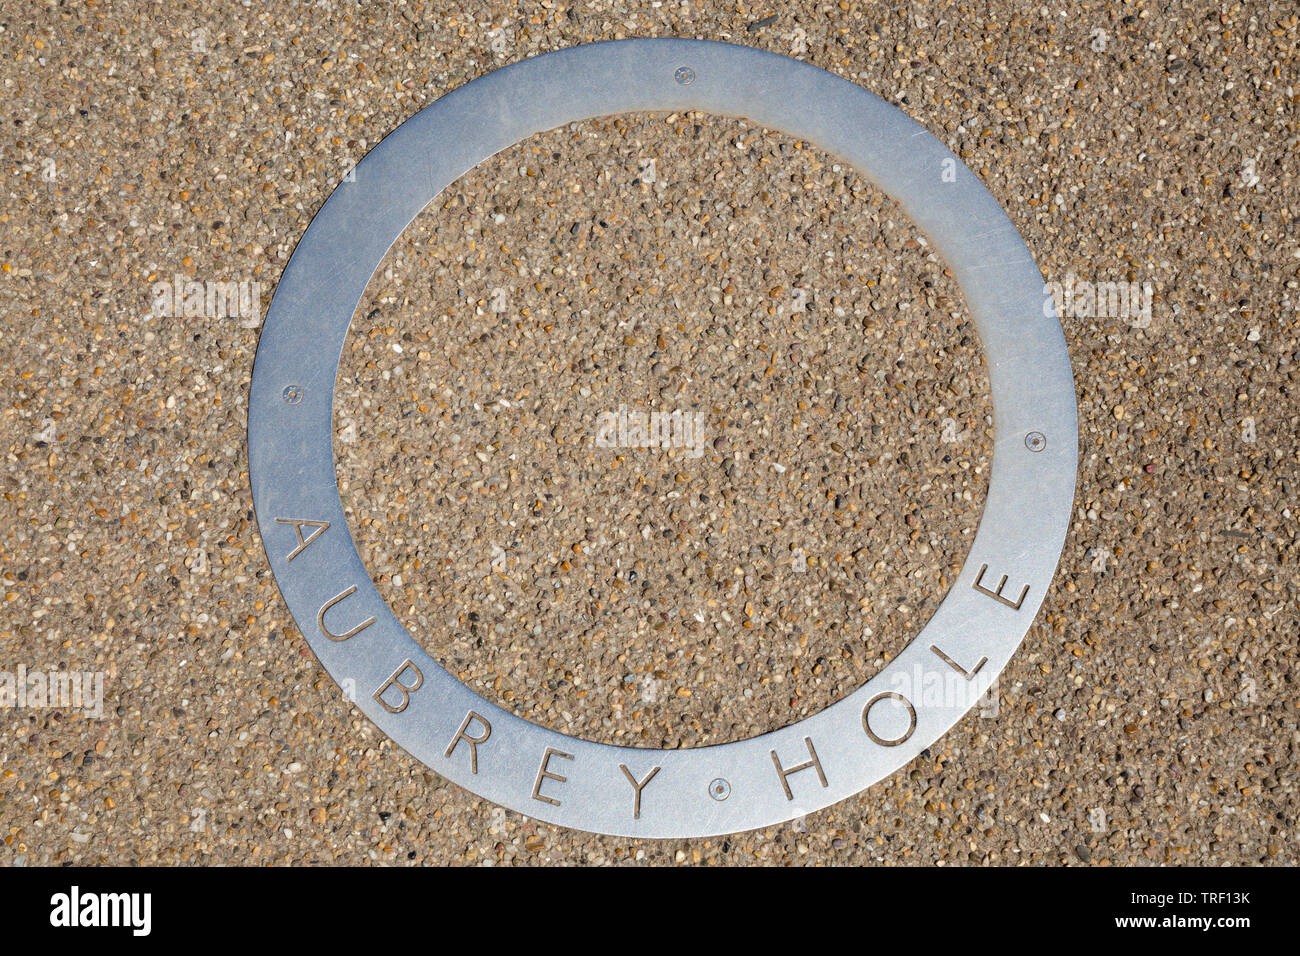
[{"left": 0, "top": 1, "right": 1296, "bottom": 865}]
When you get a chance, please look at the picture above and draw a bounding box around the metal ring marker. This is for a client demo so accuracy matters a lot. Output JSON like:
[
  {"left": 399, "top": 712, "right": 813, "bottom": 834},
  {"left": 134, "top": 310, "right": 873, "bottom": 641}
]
[{"left": 249, "top": 39, "right": 1078, "bottom": 838}]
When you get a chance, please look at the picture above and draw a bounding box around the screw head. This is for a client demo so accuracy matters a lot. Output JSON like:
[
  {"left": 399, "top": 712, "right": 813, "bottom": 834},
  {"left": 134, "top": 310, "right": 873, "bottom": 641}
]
[
  {"left": 282, "top": 385, "right": 304, "bottom": 405},
  {"left": 674, "top": 66, "right": 695, "bottom": 86},
  {"left": 709, "top": 778, "right": 731, "bottom": 801},
  {"left": 1025, "top": 431, "right": 1046, "bottom": 452}
]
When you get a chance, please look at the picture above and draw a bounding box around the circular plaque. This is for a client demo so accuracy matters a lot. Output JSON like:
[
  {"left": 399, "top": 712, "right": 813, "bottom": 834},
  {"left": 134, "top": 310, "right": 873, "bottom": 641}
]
[{"left": 248, "top": 38, "right": 1078, "bottom": 838}]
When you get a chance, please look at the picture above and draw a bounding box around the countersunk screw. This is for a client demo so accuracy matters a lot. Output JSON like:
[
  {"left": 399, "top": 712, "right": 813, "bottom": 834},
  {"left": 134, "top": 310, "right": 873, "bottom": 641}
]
[
  {"left": 709, "top": 777, "right": 731, "bottom": 801},
  {"left": 674, "top": 66, "right": 695, "bottom": 86},
  {"left": 1025, "top": 431, "right": 1046, "bottom": 452},
  {"left": 282, "top": 385, "right": 304, "bottom": 405}
]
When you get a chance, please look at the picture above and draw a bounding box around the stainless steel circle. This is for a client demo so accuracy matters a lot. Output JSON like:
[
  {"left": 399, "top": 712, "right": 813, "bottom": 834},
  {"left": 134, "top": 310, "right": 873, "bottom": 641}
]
[{"left": 248, "top": 38, "right": 1078, "bottom": 838}]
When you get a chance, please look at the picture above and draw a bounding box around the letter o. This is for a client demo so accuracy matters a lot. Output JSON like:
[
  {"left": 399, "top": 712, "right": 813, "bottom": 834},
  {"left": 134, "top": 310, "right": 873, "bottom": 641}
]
[{"left": 862, "top": 691, "right": 917, "bottom": 747}]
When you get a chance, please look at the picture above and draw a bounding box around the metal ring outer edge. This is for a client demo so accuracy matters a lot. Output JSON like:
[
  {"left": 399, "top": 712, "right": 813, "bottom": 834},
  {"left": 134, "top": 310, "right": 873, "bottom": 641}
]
[{"left": 248, "top": 38, "right": 1079, "bottom": 838}]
